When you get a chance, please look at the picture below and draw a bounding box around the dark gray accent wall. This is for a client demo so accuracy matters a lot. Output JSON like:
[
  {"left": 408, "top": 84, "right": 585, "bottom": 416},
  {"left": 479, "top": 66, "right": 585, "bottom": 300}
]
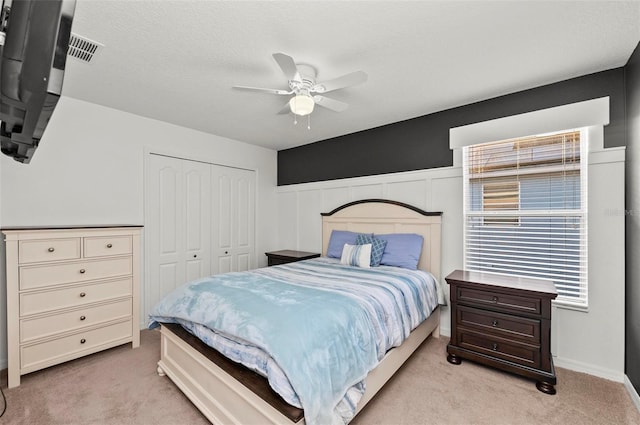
[
  {"left": 625, "top": 41, "right": 640, "bottom": 394},
  {"left": 278, "top": 68, "right": 625, "bottom": 186}
]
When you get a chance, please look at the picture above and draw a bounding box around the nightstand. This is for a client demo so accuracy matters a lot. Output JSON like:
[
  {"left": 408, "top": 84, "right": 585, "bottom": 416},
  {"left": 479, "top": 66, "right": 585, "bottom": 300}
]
[
  {"left": 265, "top": 250, "right": 320, "bottom": 266},
  {"left": 445, "top": 269, "right": 558, "bottom": 394}
]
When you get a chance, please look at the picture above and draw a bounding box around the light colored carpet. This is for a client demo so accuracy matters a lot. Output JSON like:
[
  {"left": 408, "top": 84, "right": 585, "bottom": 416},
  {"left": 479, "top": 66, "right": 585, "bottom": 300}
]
[{"left": 1, "top": 329, "right": 639, "bottom": 424}]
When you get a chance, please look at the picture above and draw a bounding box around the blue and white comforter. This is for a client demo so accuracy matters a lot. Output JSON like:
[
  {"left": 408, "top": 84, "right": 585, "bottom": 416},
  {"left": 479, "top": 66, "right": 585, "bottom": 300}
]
[{"left": 149, "top": 257, "right": 440, "bottom": 425}]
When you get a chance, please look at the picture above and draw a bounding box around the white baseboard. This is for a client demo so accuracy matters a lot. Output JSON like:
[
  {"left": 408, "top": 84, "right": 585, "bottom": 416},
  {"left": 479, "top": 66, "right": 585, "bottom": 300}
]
[
  {"left": 554, "top": 355, "right": 624, "bottom": 382},
  {"left": 625, "top": 375, "right": 640, "bottom": 413}
]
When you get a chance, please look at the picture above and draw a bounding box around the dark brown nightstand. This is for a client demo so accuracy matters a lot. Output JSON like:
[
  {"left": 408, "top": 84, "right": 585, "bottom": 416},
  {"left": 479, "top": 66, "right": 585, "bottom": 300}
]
[
  {"left": 265, "top": 250, "right": 321, "bottom": 266},
  {"left": 445, "top": 269, "right": 558, "bottom": 394}
]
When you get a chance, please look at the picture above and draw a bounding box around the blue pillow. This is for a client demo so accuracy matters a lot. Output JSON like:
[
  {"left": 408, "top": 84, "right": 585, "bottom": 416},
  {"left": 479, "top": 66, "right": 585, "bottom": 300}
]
[
  {"left": 375, "top": 233, "right": 424, "bottom": 270},
  {"left": 327, "top": 230, "right": 372, "bottom": 258},
  {"left": 355, "top": 234, "right": 387, "bottom": 267}
]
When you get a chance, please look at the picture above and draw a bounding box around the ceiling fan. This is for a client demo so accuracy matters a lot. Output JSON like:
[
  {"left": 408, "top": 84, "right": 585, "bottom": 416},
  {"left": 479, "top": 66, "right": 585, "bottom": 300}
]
[{"left": 233, "top": 53, "right": 368, "bottom": 118}]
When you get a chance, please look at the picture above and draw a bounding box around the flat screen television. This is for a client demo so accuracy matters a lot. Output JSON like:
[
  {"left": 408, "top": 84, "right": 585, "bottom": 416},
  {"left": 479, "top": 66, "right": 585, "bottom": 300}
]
[{"left": 0, "top": 0, "right": 75, "bottom": 164}]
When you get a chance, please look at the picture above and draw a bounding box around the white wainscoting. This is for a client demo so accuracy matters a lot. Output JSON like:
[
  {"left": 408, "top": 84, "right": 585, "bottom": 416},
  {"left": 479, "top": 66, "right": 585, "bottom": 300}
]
[{"left": 276, "top": 146, "right": 626, "bottom": 382}]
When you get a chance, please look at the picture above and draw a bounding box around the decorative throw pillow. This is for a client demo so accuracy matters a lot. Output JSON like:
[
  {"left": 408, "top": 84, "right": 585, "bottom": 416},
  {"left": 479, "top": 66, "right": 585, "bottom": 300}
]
[
  {"left": 340, "top": 243, "right": 372, "bottom": 268},
  {"left": 327, "top": 230, "right": 372, "bottom": 258},
  {"left": 355, "top": 234, "right": 387, "bottom": 267},
  {"left": 375, "top": 233, "right": 424, "bottom": 270}
]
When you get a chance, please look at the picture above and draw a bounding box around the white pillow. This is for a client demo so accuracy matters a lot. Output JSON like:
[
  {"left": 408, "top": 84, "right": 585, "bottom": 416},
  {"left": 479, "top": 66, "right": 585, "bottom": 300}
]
[{"left": 340, "top": 243, "right": 372, "bottom": 268}]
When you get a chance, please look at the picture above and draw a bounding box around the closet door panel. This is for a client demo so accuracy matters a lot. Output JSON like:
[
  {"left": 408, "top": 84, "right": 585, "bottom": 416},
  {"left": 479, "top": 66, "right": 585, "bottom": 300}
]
[
  {"left": 147, "top": 155, "right": 185, "bottom": 317},
  {"left": 184, "top": 162, "right": 211, "bottom": 282},
  {"left": 146, "top": 155, "right": 211, "bottom": 320},
  {"left": 211, "top": 166, "right": 255, "bottom": 273}
]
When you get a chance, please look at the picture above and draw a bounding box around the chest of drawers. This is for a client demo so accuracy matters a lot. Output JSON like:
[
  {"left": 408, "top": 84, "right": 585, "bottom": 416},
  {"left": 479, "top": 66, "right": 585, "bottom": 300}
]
[
  {"left": 445, "top": 269, "right": 558, "bottom": 394},
  {"left": 3, "top": 226, "right": 142, "bottom": 388}
]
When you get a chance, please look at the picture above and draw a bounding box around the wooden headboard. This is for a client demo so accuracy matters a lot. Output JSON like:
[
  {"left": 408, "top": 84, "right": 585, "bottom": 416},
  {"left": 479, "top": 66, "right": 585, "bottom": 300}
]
[{"left": 321, "top": 199, "right": 442, "bottom": 281}]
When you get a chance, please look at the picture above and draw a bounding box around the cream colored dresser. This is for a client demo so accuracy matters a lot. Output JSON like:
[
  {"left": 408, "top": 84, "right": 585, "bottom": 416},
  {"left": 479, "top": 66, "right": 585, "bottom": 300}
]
[{"left": 3, "top": 226, "right": 142, "bottom": 388}]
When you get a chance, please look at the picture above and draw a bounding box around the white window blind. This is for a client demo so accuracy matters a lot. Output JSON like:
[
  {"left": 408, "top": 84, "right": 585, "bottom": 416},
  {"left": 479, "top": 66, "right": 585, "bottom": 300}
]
[{"left": 463, "top": 129, "right": 588, "bottom": 306}]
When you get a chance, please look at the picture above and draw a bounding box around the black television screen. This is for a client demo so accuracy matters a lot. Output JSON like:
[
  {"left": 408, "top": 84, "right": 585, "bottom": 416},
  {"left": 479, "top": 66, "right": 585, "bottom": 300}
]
[{"left": 0, "top": 0, "right": 75, "bottom": 164}]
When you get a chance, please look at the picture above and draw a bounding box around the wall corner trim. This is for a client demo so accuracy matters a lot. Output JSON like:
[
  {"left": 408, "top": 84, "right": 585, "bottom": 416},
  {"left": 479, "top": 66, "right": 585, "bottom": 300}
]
[{"left": 449, "top": 96, "right": 611, "bottom": 149}]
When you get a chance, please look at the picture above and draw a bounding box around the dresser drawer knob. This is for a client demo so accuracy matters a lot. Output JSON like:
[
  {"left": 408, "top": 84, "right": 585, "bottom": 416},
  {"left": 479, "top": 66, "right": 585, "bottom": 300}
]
[
  {"left": 48, "top": 247, "right": 55, "bottom": 252},
  {"left": 80, "top": 338, "right": 86, "bottom": 344},
  {"left": 107, "top": 243, "right": 113, "bottom": 248},
  {"left": 79, "top": 269, "right": 86, "bottom": 274},
  {"left": 80, "top": 316, "right": 86, "bottom": 321},
  {"left": 492, "top": 343, "right": 498, "bottom": 351},
  {"left": 79, "top": 292, "right": 86, "bottom": 298},
  {"left": 492, "top": 296, "right": 498, "bottom": 302},
  {"left": 492, "top": 319, "right": 498, "bottom": 327}
]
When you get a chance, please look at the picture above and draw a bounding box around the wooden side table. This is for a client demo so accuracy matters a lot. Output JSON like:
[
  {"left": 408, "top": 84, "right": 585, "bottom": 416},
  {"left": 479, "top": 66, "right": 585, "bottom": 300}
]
[
  {"left": 265, "top": 250, "right": 320, "bottom": 266},
  {"left": 445, "top": 269, "right": 558, "bottom": 394}
]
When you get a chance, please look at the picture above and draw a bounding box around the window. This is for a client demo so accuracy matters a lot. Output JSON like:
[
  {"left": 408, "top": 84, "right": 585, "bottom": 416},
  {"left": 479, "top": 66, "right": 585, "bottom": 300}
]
[{"left": 463, "top": 129, "right": 588, "bottom": 306}]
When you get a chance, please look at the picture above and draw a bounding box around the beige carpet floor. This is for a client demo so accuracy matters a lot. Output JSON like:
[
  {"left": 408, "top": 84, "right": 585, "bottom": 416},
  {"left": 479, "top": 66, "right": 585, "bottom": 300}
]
[{"left": 1, "top": 329, "right": 639, "bottom": 425}]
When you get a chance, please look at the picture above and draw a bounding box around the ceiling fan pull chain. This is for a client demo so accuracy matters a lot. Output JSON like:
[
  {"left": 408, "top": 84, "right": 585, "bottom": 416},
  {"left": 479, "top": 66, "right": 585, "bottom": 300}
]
[{"left": 307, "top": 114, "right": 311, "bottom": 130}]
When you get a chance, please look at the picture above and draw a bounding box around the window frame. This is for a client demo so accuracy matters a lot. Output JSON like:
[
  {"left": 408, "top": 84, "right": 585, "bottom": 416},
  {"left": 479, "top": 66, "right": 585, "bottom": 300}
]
[{"left": 462, "top": 128, "right": 588, "bottom": 308}]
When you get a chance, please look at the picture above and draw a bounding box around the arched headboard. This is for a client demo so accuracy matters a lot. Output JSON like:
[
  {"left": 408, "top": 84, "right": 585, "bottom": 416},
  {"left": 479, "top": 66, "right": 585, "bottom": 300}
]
[{"left": 321, "top": 199, "right": 442, "bottom": 281}]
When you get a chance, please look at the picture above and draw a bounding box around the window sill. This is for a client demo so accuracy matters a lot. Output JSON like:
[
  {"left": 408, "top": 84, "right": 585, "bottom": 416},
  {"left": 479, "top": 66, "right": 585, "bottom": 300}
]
[{"left": 552, "top": 299, "right": 589, "bottom": 313}]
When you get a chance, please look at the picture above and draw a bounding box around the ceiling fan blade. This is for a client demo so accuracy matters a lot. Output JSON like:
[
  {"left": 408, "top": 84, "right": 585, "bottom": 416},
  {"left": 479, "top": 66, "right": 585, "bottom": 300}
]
[
  {"left": 273, "top": 53, "right": 301, "bottom": 82},
  {"left": 232, "top": 85, "right": 292, "bottom": 95},
  {"left": 313, "top": 95, "right": 348, "bottom": 112},
  {"left": 277, "top": 101, "right": 292, "bottom": 115},
  {"left": 311, "top": 70, "right": 368, "bottom": 94}
]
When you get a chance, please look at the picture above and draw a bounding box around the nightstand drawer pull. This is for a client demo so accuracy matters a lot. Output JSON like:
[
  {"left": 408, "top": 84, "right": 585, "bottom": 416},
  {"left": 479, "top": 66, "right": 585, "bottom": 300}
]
[
  {"left": 492, "top": 319, "right": 498, "bottom": 327},
  {"left": 492, "top": 296, "right": 498, "bottom": 302},
  {"left": 80, "top": 338, "right": 86, "bottom": 344},
  {"left": 79, "top": 292, "right": 86, "bottom": 298},
  {"left": 107, "top": 243, "right": 113, "bottom": 248},
  {"left": 48, "top": 247, "right": 55, "bottom": 253},
  {"left": 80, "top": 315, "right": 86, "bottom": 321},
  {"left": 79, "top": 269, "right": 86, "bottom": 274},
  {"left": 492, "top": 343, "right": 498, "bottom": 351}
]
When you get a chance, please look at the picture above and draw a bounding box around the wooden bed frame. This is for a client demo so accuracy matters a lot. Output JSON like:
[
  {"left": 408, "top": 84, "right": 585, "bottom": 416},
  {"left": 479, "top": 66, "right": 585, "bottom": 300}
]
[{"left": 156, "top": 199, "right": 442, "bottom": 424}]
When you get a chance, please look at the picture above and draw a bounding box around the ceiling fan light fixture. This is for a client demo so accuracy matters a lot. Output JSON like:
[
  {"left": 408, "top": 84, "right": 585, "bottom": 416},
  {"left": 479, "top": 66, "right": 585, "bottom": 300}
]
[{"left": 289, "top": 94, "right": 315, "bottom": 116}]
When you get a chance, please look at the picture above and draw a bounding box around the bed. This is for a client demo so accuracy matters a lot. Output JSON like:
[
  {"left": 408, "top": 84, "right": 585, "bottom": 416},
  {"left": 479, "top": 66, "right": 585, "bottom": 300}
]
[{"left": 151, "top": 199, "right": 443, "bottom": 424}]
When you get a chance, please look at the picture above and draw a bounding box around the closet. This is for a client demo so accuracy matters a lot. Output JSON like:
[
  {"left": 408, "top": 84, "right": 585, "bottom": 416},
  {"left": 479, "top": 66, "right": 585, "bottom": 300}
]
[{"left": 145, "top": 153, "right": 255, "bottom": 321}]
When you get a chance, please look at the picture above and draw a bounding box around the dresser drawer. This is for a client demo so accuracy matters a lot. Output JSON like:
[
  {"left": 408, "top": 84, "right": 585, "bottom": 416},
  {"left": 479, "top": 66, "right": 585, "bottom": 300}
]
[
  {"left": 19, "top": 257, "right": 132, "bottom": 290},
  {"left": 458, "top": 305, "right": 541, "bottom": 343},
  {"left": 20, "top": 278, "right": 132, "bottom": 316},
  {"left": 19, "top": 238, "right": 81, "bottom": 264},
  {"left": 457, "top": 329, "right": 541, "bottom": 369},
  {"left": 457, "top": 286, "right": 542, "bottom": 316},
  {"left": 84, "top": 236, "right": 132, "bottom": 258},
  {"left": 21, "top": 320, "right": 132, "bottom": 371},
  {"left": 20, "top": 299, "right": 132, "bottom": 342}
]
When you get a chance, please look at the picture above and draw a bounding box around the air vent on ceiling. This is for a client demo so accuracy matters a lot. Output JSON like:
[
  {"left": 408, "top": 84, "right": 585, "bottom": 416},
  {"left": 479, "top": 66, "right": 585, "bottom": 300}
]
[{"left": 67, "top": 33, "right": 103, "bottom": 63}]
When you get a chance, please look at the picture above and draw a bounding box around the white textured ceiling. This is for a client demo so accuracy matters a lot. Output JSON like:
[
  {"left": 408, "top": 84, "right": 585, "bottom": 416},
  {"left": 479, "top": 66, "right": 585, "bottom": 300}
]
[{"left": 62, "top": 0, "right": 640, "bottom": 151}]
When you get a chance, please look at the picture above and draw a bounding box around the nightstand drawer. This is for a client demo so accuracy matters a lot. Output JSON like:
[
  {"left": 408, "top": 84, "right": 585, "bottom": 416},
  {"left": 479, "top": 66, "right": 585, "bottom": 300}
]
[
  {"left": 457, "top": 286, "right": 542, "bottom": 316},
  {"left": 458, "top": 305, "right": 541, "bottom": 343},
  {"left": 457, "top": 329, "right": 541, "bottom": 369}
]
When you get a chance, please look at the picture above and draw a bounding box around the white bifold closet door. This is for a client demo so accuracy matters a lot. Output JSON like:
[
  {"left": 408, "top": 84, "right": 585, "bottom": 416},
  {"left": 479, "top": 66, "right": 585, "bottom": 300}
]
[
  {"left": 211, "top": 165, "right": 255, "bottom": 274},
  {"left": 145, "top": 153, "right": 255, "bottom": 321}
]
